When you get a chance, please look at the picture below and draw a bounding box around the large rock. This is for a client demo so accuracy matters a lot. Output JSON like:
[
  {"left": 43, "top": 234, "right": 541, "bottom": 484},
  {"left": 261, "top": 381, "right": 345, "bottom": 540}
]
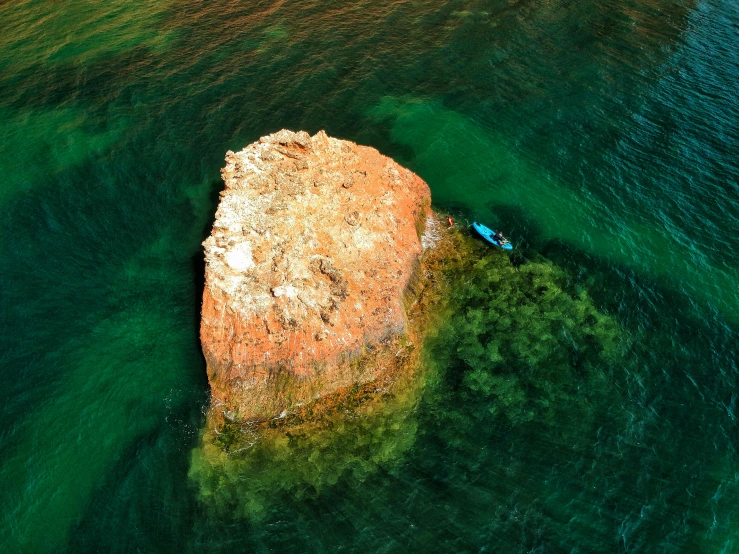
[{"left": 201, "top": 130, "right": 432, "bottom": 422}]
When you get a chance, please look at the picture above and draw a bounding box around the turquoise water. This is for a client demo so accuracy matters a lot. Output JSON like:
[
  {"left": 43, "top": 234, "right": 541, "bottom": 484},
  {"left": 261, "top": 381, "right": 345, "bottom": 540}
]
[{"left": 1, "top": 0, "right": 738, "bottom": 551}]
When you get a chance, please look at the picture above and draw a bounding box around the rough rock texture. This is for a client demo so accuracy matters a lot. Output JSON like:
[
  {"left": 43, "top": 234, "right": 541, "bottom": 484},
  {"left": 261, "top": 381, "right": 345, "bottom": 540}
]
[{"left": 201, "top": 130, "right": 432, "bottom": 423}]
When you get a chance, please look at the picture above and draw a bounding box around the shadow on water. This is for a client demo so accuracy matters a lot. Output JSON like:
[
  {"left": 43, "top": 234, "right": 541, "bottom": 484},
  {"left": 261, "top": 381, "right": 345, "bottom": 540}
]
[
  {"left": 355, "top": 113, "right": 427, "bottom": 167},
  {"left": 66, "top": 407, "right": 206, "bottom": 553},
  {"left": 0, "top": 99, "right": 221, "bottom": 550},
  {"left": 190, "top": 178, "right": 225, "bottom": 348}
]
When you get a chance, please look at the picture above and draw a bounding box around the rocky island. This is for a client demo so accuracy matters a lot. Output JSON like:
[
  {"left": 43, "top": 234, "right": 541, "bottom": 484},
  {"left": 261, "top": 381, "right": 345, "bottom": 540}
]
[{"left": 201, "top": 129, "right": 436, "bottom": 424}]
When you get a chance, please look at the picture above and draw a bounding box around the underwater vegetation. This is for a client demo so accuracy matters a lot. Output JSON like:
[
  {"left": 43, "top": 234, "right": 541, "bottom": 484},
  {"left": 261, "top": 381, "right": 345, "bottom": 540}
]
[
  {"left": 188, "top": 230, "right": 622, "bottom": 522},
  {"left": 429, "top": 238, "right": 621, "bottom": 428},
  {"left": 189, "top": 372, "right": 424, "bottom": 520}
]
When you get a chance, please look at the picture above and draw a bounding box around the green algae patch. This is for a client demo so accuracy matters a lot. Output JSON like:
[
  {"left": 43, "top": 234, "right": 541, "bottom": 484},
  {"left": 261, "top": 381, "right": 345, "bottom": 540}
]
[
  {"left": 189, "top": 313, "right": 443, "bottom": 521},
  {"left": 426, "top": 234, "right": 621, "bottom": 429},
  {"left": 189, "top": 365, "right": 424, "bottom": 520}
]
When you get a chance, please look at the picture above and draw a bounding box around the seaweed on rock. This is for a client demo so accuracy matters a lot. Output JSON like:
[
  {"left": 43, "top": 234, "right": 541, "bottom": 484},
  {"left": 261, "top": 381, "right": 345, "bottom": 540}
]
[
  {"left": 427, "top": 238, "right": 621, "bottom": 428},
  {"left": 188, "top": 363, "right": 424, "bottom": 521}
]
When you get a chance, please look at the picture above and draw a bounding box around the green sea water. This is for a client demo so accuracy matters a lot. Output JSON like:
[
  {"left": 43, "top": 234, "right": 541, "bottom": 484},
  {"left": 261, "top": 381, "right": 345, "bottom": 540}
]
[{"left": 1, "top": 0, "right": 738, "bottom": 551}]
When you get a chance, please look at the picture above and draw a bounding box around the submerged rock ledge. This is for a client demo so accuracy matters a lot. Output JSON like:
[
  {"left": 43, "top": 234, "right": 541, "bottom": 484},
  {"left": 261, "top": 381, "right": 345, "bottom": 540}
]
[{"left": 201, "top": 130, "right": 434, "bottom": 423}]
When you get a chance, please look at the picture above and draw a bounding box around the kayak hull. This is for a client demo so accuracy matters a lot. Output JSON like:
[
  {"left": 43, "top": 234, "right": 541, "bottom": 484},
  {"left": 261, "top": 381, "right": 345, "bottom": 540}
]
[{"left": 472, "top": 222, "right": 513, "bottom": 250}]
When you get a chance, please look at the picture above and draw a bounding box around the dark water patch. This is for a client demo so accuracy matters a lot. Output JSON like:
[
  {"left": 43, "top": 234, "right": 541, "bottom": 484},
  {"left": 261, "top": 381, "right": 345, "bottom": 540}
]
[
  {"left": 67, "top": 415, "right": 205, "bottom": 554},
  {"left": 542, "top": 240, "right": 739, "bottom": 412},
  {"left": 431, "top": 200, "right": 477, "bottom": 225},
  {"left": 0, "top": 120, "right": 217, "bottom": 549},
  {"left": 534, "top": 240, "right": 739, "bottom": 550}
]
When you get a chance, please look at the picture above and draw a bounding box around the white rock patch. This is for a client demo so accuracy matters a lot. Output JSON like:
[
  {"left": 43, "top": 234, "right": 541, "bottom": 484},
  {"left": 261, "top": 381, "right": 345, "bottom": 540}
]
[
  {"left": 225, "top": 242, "right": 255, "bottom": 271},
  {"left": 272, "top": 285, "right": 299, "bottom": 299}
]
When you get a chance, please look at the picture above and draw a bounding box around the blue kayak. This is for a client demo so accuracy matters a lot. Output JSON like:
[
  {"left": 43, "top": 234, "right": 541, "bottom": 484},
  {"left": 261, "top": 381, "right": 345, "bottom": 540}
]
[{"left": 472, "top": 222, "right": 513, "bottom": 250}]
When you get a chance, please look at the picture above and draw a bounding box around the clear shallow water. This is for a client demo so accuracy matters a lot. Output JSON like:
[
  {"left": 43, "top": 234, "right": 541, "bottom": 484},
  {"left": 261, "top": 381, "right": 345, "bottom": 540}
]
[{"left": 1, "top": 0, "right": 738, "bottom": 551}]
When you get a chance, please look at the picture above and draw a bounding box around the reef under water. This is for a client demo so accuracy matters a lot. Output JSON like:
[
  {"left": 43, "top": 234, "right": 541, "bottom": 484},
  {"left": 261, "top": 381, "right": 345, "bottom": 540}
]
[{"left": 427, "top": 238, "right": 621, "bottom": 429}]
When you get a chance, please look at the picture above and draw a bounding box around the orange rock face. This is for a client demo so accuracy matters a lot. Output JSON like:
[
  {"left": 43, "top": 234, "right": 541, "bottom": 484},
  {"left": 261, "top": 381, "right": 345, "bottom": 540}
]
[{"left": 201, "top": 130, "right": 432, "bottom": 422}]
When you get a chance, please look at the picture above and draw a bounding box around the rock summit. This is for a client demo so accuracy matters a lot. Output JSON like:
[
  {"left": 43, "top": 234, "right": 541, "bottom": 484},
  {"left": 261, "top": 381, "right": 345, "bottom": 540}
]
[{"left": 201, "top": 130, "right": 432, "bottom": 422}]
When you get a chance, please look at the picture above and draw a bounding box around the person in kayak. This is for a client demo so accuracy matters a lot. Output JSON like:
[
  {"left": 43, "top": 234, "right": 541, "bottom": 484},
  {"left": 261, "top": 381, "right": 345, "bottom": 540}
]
[{"left": 493, "top": 231, "right": 509, "bottom": 245}]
